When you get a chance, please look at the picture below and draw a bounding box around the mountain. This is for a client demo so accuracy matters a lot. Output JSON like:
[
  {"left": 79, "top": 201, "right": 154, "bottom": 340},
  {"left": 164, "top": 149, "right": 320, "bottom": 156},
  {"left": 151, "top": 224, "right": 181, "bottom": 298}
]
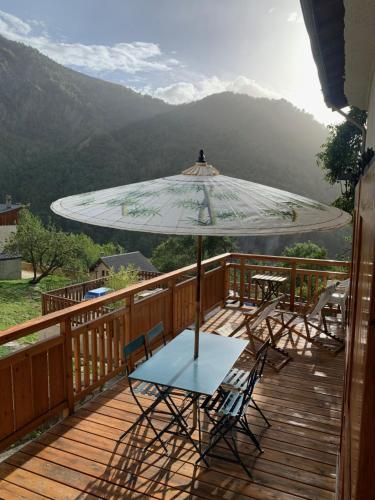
[
  {"left": 0, "top": 35, "right": 346, "bottom": 257},
  {"left": 0, "top": 35, "right": 169, "bottom": 155}
]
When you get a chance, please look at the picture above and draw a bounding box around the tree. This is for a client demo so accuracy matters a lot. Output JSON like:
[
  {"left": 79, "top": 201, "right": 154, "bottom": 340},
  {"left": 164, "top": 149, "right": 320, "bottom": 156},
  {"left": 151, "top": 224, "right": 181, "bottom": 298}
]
[
  {"left": 282, "top": 241, "right": 327, "bottom": 261},
  {"left": 4, "top": 209, "right": 83, "bottom": 284},
  {"left": 151, "top": 236, "right": 236, "bottom": 273},
  {"left": 316, "top": 107, "right": 367, "bottom": 213},
  {"left": 106, "top": 265, "right": 139, "bottom": 291},
  {"left": 69, "top": 233, "right": 123, "bottom": 273}
]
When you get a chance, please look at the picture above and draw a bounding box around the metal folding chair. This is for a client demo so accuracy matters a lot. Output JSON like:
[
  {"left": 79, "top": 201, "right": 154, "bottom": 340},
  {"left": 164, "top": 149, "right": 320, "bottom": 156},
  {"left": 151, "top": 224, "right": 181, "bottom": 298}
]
[
  {"left": 198, "top": 341, "right": 270, "bottom": 478},
  {"left": 118, "top": 334, "right": 173, "bottom": 452},
  {"left": 146, "top": 321, "right": 166, "bottom": 356}
]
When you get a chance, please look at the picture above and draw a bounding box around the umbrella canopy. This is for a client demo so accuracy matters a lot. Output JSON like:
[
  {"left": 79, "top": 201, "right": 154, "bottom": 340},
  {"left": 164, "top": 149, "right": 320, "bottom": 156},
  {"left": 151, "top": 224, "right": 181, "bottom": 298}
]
[
  {"left": 51, "top": 152, "right": 350, "bottom": 236},
  {"left": 51, "top": 150, "right": 351, "bottom": 359}
]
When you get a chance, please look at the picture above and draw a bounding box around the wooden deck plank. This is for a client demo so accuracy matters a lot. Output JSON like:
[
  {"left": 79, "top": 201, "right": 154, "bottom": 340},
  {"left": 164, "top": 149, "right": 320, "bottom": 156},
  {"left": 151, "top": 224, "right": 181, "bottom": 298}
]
[{"left": 1, "top": 308, "right": 344, "bottom": 499}]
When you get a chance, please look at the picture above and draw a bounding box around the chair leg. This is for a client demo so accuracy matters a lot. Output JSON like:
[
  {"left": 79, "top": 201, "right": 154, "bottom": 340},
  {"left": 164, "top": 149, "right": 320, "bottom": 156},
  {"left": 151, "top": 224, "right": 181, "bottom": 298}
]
[
  {"left": 250, "top": 398, "right": 271, "bottom": 427},
  {"left": 230, "top": 427, "right": 253, "bottom": 480},
  {"left": 240, "top": 417, "right": 263, "bottom": 453}
]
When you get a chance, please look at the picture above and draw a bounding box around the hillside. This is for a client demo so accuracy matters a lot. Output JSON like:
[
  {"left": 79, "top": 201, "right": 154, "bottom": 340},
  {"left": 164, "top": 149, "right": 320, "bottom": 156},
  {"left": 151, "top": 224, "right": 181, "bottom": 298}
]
[
  {"left": 0, "top": 35, "right": 170, "bottom": 166},
  {"left": 0, "top": 35, "right": 347, "bottom": 257}
]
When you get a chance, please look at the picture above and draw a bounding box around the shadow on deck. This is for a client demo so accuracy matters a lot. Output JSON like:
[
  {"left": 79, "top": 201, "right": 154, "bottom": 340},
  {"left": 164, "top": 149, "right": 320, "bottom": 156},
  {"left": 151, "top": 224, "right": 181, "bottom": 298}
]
[{"left": 0, "top": 307, "right": 344, "bottom": 499}]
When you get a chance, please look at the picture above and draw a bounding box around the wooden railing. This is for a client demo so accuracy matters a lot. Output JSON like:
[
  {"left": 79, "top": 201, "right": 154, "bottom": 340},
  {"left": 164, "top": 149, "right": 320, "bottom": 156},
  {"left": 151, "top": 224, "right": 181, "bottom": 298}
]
[
  {"left": 228, "top": 253, "right": 349, "bottom": 311},
  {"left": 41, "top": 271, "right": 161, "bottom": 314},
  {"left": 0, "top": 252, "right": 349, "bottom": 451}
]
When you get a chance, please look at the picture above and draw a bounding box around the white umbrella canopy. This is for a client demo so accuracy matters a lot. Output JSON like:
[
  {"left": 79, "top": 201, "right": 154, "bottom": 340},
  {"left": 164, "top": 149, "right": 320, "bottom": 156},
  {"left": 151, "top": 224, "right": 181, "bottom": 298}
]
[
  {"left": 51, "top": 152, "right": 350, "bottom": 236},
  {"left": 51, "top": 150, "right": 351, "bottom": 358}
]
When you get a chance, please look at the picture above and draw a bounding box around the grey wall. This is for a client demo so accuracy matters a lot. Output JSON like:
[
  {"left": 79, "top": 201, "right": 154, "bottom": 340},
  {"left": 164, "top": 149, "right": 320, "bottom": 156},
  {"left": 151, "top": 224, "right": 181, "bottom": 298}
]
[{"left": 0, "top": 258, "right": 21, "bottom": 279}]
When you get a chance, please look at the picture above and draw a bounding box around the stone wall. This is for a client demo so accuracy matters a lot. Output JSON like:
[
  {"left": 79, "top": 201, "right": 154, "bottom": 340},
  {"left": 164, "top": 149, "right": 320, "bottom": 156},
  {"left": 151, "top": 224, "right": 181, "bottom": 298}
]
[{"left": 0, "top": 258, "right": 21, "bottom": 279}]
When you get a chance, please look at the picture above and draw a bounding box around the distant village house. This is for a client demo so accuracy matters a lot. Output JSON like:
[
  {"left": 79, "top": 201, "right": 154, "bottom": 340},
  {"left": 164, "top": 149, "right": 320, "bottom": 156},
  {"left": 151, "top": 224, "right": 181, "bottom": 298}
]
[
  {"left": 0, "top": 195, "right": 22, "bottom": 279},
  {"left": 90, "top": 251, "right": 159, "bottom": 279}
]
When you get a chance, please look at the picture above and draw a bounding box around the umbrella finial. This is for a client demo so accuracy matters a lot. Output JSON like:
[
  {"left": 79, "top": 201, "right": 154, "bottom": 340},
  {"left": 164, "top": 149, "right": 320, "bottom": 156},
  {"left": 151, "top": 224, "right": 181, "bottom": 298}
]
[{"left": 198, "top": 149, "right": 206, "bottom": 164}]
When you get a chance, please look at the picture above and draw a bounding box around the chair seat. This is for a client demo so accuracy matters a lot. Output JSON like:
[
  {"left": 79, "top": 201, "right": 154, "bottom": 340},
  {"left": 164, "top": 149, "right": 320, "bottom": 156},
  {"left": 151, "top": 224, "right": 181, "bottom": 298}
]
[
  {"left": 133, "top": 381, "right": 160, "bottom": 397},
  {"left": 218, "top": 391, "right": 245, "bottom": 417},
  {"left": 221, "top": 368, "right": 249, "bottom": 391}
]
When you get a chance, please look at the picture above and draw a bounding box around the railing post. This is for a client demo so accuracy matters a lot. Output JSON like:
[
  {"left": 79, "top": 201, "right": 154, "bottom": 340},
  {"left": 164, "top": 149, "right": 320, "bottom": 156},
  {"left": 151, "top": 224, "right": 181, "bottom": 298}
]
[
  {"left": 124, "top": 295, "right": 134, "bottom": 347},
  {"left": 290, "top": 261, "right": 297, "bottom": 312},
  {"left": 221, "top": 258, "right": 228, "bottom": 306},
  {"left": 169, "top": 278, "right": 177, "bottom": 337},
  {"left": 200, "top": 265, "right": 205, "bottom": 324},
  {"left": 239, "top": 256, "right": 245, "bottom": 306},
  {"left": 61, "top": 319, "right": 74, "bottom": 415}
]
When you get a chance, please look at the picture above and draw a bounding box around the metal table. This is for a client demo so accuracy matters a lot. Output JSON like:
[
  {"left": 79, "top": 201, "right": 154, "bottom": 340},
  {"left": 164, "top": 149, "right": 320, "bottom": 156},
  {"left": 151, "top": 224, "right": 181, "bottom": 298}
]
[
  {"left": 129, "top": 329, "right": 248, "bottom": 453},
  {"left": 253, "top": 274, "right": 287, "bottom": 304}
]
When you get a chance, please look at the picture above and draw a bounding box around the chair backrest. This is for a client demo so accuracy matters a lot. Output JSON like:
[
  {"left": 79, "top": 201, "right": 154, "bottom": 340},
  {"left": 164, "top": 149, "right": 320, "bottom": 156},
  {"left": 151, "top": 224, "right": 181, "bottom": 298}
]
[
  {"left": 336, "top": 278, "right": 350, "bottom": 293},
  {"left": 250, "top": 296, "right": 282, "bottom": 330},
  {"left": 123, "top": 334, "right": 148, "bottom": 375},
  {"left": 308, "top": 284, "right": 337, "bottom": 321},
  {"left": 146, "top": 322, "right": 166, "bottom": 356},
  {"left": 240, "top": 340, "right": 270, "bottom": 414}
]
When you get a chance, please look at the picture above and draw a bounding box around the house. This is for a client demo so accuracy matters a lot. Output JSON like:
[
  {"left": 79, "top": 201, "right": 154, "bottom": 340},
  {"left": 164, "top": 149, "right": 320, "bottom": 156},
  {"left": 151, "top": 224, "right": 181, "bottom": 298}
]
[
  {"left": 0, "top": 194, "right": 22, "bottom": 279},
  {"left": 301, "top": 1, "right": 375, "bottom": 498},
  {"left": 90, "top": 250, "right": 159, "bottom": 278}
]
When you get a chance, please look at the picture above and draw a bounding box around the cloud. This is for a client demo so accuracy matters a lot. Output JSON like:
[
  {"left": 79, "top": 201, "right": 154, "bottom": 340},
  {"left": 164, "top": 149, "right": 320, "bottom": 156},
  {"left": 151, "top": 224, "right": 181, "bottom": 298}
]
[
  {"left": 0, "top": 9, "right": 176, "bottom": 74},
  {"left": 141, "top": 75, "right": 280, "bottom": 105},
  {"left": 287, "top": 12, "right": 303, "bottom": 23}
]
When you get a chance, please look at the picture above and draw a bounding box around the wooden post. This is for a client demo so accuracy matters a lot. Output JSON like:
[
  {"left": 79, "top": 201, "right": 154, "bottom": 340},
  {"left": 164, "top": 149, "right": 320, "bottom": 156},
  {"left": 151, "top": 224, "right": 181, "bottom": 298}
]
[
  {"left": 169, "top": 278, "right": 177, "bottom": 337},
  {"left": 221, "top": 258, "right": 228, "bottom": 306},
  {"left": 239, "top": 256, "right": 245, "bottom": 306},
  {"left": 61, "top": 319, "right": 74, "bottom": 415},
  {"left": 290, "top": 261, "right": 297, "bottom": 312}
]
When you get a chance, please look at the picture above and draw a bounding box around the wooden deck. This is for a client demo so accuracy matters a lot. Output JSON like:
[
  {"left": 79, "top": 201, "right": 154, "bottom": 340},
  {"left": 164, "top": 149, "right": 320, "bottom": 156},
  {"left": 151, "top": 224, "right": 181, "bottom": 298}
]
[{"left": 0, "top": 307, "right": 345, "bottom": 499}]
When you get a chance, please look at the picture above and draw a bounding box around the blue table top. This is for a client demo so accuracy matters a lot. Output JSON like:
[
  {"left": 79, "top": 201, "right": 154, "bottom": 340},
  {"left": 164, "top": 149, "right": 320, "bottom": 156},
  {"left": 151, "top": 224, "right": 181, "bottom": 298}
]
[
  {"left": 129, "top": 330, "right": 248, "bottom": 396},
  {"left": 85, "top": 287, "right": 112, "bottom": 297}
]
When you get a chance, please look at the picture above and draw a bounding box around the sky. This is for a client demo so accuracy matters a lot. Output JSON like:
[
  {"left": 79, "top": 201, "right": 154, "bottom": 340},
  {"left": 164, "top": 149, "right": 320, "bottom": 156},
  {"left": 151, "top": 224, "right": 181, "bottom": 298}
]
[{"left": 0, "top": 0, "right": 343, "bottom": 125}]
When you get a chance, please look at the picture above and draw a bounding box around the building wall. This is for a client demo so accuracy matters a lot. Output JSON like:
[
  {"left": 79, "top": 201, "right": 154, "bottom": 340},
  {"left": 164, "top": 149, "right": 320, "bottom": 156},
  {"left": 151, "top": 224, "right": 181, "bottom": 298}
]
[
  {"left": 90, "top": 262, "right": 110, "bottom": 279},
  {"left": 0, "top": 225, "right": 17, "bottom": 251},
  {"left": 366, "top": 67, "right": 375, "bottom": 148},
  {"left": 0, "top": 259, "right": 21, "bottom": 279}
]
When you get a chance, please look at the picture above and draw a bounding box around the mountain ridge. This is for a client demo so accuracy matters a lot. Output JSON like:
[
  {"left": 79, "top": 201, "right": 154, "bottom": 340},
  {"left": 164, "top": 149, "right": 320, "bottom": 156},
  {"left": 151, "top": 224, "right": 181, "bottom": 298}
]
[{"left": 0, "top": 35, "right": 346, "bottom": 256}]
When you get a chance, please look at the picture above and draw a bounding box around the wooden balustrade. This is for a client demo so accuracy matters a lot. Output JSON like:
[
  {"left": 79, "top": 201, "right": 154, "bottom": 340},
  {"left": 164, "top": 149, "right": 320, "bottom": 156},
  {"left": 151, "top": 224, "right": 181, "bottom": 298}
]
[
  {"left": 41, "top": 271, "right": 161, "bottom": 314},
  {"left": 0, "top": 252, "right": 349, "bottom": 451},
  {"left": 228, "top": 253, "right": 349, "bottom": 310}
]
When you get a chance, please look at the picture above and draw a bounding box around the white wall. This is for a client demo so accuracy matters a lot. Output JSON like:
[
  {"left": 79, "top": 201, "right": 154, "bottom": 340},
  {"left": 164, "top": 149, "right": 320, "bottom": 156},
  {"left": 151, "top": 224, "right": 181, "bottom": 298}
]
[{"left": 0, "top": 225, "right": 17, "bottom": 251}]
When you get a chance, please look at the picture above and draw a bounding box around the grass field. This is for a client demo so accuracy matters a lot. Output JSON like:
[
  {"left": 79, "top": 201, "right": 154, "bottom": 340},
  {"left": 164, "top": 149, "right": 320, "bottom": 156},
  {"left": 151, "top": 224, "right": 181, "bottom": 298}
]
[{"left": 0, "top": 276, "right": 71, "bottom": 356}]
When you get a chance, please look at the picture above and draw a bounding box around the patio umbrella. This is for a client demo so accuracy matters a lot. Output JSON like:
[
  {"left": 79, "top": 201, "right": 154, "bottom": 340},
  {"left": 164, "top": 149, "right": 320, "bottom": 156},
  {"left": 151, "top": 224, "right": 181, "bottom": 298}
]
[{"left": 51, "top": 150, "right": 351, "bottom": 359}]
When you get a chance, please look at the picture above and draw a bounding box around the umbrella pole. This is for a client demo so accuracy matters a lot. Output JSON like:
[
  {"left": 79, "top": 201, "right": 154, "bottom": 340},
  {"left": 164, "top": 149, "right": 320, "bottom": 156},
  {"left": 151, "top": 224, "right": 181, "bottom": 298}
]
[{"left": 194, "top": 235, "right": 203, "bottom": 359}]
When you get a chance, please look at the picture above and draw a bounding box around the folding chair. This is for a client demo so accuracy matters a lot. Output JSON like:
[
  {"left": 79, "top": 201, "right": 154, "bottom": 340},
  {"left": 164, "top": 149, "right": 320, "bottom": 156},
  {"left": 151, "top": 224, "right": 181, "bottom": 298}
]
[
  {"left": 146, "top": 321, "right": 166, "bottom": 356},
  {"left": 215, "top": 296, "right": 291, "bottom": 371},
  {"left": 328, "top": 278, "right": 350, "bottom": 324},
  {"left": 198, "top": 341, "right": 270, "bottom": 478},
  {"left": 118, "top": 334, "right": 175, "bottom": 452},
  {"left": 270, "top": 284, "right": 345, "bottom": 354}
]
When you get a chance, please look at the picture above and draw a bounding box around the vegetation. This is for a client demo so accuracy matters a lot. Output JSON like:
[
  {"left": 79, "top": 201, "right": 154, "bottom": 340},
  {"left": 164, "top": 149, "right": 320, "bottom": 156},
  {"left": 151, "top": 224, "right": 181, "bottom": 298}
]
[
  {"left": 317, "top": 107, "right": 368, "bottom": 212},
  {"left": 4, "top": 209, "right": 123, "bottom": 283},
  {"left": 151, "top": 236, "right": 236, "bottom": 272},
  {"left": 282, "top": 241, "right": 328, "bottom": 260},
  {"left": 106, "top": 265, "right": 139, "bottom": 291},
  {"left": 0, "top": 276, "right": 70, "bottom": 331}
]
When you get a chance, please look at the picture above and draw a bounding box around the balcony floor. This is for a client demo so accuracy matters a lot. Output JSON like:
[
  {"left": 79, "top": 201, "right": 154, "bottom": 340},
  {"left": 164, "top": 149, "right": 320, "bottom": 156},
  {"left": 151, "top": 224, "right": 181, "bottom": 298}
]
[{"left": 0, "top": 307, "right": 345, "bottom": 499}]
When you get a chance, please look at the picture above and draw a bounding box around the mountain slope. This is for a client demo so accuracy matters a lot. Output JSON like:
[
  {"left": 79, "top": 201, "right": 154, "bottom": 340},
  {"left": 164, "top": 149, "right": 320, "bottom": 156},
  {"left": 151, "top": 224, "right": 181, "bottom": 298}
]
[
  {"left": 0, "top": 35, "right": 170, "bottom": 150},
  {"left": 0, "top": 35, "right": 345, "bottom": 256}
]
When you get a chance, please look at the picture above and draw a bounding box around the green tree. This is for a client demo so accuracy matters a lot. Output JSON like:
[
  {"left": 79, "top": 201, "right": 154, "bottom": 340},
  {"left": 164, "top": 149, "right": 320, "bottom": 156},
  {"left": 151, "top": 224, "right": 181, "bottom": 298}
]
[
  {"left": 70, "top": 234, "right": 123, "bottom": 273},
  {"left": 282, "top": 241, "right": 327, "bottom": 260},
  {"left": 4, "top": 209, "right": 82, "bottom": 284},
  {"left": 106, "top": 265, "right": 139, "bottom": 291},
  {"left": 151, "top": 236, "right": 236, "bottom": 273},
  {"left": 317, "top": 107, "right": 367, "bottom": 212}
]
